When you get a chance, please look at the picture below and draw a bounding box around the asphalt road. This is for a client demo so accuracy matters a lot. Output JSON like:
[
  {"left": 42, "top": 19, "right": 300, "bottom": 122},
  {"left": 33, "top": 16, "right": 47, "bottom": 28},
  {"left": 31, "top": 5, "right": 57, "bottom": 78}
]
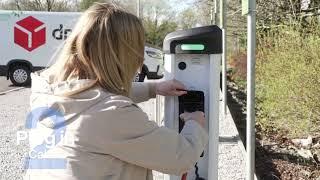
[{"left": 0, "top": 77, "right": 22, "bottom": 92}]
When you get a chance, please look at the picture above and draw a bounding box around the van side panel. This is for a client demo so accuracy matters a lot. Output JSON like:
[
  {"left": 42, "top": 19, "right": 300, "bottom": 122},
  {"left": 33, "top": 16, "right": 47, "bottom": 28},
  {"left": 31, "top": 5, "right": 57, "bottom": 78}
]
[{"left": 0, "top": 11, "right": 81, "bottom": 72}]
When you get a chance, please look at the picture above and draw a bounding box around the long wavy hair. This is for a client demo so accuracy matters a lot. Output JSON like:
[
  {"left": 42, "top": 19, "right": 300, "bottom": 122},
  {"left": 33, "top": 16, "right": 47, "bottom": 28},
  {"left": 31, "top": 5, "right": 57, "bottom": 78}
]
[{"left": 47, "top": 2, "right": 145, "bottom": 96}]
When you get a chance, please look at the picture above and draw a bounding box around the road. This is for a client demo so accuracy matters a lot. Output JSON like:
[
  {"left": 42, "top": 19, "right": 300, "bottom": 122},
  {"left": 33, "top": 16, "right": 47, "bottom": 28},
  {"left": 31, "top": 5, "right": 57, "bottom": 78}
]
[{"left": 0, "top": 77, "right": 22, "bottom": 92}]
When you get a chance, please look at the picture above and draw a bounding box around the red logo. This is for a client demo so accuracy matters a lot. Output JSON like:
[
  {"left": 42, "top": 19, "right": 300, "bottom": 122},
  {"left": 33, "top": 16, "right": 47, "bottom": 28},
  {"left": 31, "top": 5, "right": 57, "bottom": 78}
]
[{"left": 14, "top": 16, "right": 46, "bottom": 52}]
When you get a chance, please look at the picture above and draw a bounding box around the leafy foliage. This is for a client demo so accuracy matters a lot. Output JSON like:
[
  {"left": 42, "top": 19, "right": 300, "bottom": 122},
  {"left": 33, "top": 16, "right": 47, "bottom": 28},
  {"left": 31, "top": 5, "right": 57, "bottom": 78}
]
[
  {"left": 177, "top": 8, "right": 199, "bottom": 29},
  {"left": 141, "top": 0, "right": 177, "bottom": 47},
  {"left": 1, "top": 0, "right": 73, "bottom": 12},
  {"left": 228, "top": 52, "right": 247, "bottom": 87},
  {"left": 79, "top": 0, "right": 103, "bottom": 11},
  {"left": 256, "top": 25, "right": 320, "bottom": 138},
  {"left": 143, "top": 18, "right": 178, "bottom": 47},
  {"left": 79, "top": 0, "right": 135, "bottom": 13}
]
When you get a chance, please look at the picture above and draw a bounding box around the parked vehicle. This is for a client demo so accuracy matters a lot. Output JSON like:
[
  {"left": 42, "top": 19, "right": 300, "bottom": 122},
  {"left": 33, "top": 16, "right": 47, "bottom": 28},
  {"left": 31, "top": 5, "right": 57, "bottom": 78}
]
[
  {"left": 136, "top": 45, "right": 164, "bottom": 82},
  {"left": 0, "top": 10, "right": 163, "bottom": 86}
]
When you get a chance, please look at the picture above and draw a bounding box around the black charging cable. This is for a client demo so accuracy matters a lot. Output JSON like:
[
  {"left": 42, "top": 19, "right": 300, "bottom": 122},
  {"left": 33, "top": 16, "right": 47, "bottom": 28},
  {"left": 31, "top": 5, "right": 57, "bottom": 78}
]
[{"left": 194, "top": 163, "right": 205, "bottom": 180}]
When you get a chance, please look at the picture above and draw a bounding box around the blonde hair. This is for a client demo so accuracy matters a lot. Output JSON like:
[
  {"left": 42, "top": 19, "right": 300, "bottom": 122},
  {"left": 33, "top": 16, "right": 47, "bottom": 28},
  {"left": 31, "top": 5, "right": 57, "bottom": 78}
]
[{"left": 48, "top": 3, "right": 145, "bottom": 96}]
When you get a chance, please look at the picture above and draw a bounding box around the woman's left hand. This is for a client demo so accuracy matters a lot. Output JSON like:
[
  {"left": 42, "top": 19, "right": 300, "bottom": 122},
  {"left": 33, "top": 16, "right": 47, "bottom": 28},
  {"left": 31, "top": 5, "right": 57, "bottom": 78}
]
[{"left": 155, "top": 79, "right": 187, "bottom": 96}]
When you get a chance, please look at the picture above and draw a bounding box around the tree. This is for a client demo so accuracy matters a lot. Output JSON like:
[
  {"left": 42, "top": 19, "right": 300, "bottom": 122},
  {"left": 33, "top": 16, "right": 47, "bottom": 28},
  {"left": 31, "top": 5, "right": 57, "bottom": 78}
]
[
  {"left": 1, "top": 0, "right": 73, "bottom": 12},
  {"left": 79, "top": 0, "right": 103, "bottom": 10},
  {"left": 134, "top": 0, "right": 178, "bottom": 47},
  {"left": 143, "top": 17, "right": 178, "bottom": 47},
  {"left": 178, "top": 8, "right": 199, "bottom": 29},
  {"left": 118, "top": 0, "right": 136, "bottom": 14},
  {"left": 256, "top": 0, "right": 320, "bottom": 29},
  {"left": 190, "top": 0, "right": 214, "bottom": 26},
  {"left": 79, "top": 0, "right": 135, "bottom": 12},
  {"left": 189, "top": 0, "right": 246, "bottom": 54},
  {"left": 79, "top": 0, "right": 121, "bottom": 11}
]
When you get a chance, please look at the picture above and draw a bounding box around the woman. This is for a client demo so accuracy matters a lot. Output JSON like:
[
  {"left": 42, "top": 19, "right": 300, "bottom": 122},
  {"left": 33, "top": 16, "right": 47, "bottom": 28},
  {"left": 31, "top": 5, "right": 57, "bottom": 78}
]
[{"left": 25, "top": 3, "right": 208, "bottom": 180}]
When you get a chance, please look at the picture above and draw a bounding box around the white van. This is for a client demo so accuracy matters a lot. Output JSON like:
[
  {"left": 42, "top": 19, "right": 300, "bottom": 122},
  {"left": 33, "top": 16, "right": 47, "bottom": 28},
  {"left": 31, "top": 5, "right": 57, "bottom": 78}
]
[
  {"left": 139, "top": 45, "right": 164, "bottom": 81},
  {"left": 0, "top": 10, "right": 163, "bottom": 86}
]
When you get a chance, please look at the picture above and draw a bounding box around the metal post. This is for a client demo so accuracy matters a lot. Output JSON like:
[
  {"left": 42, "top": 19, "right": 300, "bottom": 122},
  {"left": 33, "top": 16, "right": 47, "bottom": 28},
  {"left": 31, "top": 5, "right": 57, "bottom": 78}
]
[
  {"left": 220, "top": 0, "right": 227, "bottom": 116},
  {"left": 219, "top": 0, "right": 224, "bottom": 28},
  {"left": 208, "top": 55, "right": 221, "bottom": 180},
  {"left": 246, "top": 0, "right": 256, "bottom": 179},
  {"left": 137, "top": 0, "right": 140, "bottom": 18},
  {"left": 214, "top": 0, "right": 218, "bottom": 24},
  {"left": 210, "top": 0, "right": 218, "bottom": 25},
  {"left": 210, "top": 0, "right": 214, "bottom": 24}
]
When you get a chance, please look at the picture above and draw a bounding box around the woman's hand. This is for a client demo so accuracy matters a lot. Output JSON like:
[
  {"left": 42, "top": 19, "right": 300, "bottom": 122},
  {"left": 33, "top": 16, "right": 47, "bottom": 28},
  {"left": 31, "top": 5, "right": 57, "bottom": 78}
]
[
  {"left": 155, "top": 79, "right": 187, "bottom": 96},
  {"left": 180, "top": 111, "right": 205, "bottom": 128}
]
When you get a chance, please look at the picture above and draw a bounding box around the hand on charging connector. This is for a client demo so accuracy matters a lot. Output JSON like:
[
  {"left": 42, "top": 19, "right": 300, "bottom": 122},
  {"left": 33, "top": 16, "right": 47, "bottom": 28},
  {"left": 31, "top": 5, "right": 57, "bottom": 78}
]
[{"left": 180, "top": 111, "right": 205, "bottom": 128}]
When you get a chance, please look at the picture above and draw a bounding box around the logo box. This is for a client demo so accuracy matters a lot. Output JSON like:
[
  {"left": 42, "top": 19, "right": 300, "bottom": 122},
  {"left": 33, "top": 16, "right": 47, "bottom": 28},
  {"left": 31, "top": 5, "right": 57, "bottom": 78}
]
[{"left": 14, "top": 16, "right": 46, "bottom": 52}]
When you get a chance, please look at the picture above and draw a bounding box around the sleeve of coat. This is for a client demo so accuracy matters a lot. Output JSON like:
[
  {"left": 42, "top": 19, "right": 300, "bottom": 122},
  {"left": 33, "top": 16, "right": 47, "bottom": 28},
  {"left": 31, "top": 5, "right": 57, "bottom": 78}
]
[
  {"left": 130, "top": 82, "right": 156, "bottom": 103},
  {"left": 104, "top": 106, "right": 209, "bottom": 175}
]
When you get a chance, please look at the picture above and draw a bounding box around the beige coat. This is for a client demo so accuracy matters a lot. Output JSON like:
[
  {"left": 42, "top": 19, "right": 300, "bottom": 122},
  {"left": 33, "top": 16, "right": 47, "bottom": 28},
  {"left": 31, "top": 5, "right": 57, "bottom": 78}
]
[{"left": 24, "top": 72, "right": 208, "bottom": 180}]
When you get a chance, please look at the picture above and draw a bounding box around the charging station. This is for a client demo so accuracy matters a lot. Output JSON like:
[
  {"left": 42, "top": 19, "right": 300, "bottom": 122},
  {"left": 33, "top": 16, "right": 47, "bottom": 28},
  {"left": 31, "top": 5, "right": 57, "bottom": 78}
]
[{"left": 163, "top": 25, "right": 222, "bottom": 180}]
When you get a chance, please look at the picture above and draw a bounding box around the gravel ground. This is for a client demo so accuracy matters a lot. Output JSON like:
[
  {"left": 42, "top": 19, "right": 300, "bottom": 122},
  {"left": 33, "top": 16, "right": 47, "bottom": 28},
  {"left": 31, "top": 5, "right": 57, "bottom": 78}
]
[
  {"left": 0, "top": 89, "right": 246, "bottom": 180},
  {"left": 0, "top": 88, "right": 30, "bottom": 180},
  {"left": 218, "top": 98, "right": 246, "bottom": 180}
]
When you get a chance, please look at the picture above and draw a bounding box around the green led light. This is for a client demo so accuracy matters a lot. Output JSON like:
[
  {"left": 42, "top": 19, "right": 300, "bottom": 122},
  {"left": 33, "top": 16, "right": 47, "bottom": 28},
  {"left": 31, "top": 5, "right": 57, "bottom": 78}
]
[{"left": 181, "top": 44, "right": 205, "bottom": 51}]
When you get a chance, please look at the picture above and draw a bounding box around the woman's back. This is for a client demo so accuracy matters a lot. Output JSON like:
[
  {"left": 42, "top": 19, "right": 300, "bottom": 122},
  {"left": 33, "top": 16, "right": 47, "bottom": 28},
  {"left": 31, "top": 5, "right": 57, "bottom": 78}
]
[
  {"left": 24, "top": 3, "right": 208, "bottom": 180},
  {"left": 25, "top": 73, "right": 208, "bottom": 180}
]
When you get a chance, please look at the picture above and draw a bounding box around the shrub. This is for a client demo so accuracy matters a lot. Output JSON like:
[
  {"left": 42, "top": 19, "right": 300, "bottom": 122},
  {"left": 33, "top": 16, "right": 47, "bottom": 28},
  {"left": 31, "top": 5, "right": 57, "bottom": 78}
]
[
  {"left": 256, "top": 25, "right": 320, "bottom": 138},
  {"left": 228, "top": 52, "right": 247, "bottom": 89}
]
